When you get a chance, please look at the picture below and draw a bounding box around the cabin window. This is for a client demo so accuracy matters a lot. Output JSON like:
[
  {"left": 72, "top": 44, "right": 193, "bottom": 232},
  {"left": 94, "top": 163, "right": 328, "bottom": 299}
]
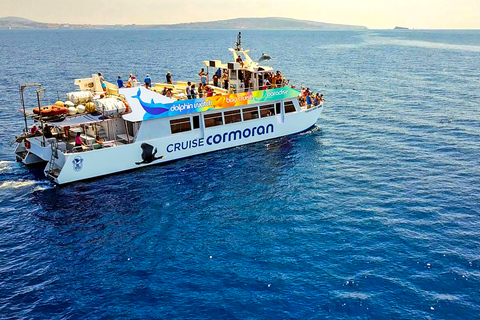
[
  {"left": 204, "top": 112, "right": 223, "bottom": 128},
  {"left": 260, "top": 104, "right": 275, "bottom": 117},
  {"left": 276, "top": 102, "right": 281, "bottom": 114},
  {"left": 284, "top": 101, "right": 296, "bottom": 113},
  {"left": 242, "top": 107, "right": 259, "bottom": 121},
  {"left": 193, "top": 115, "right": 200, "bottom": 129},
  {"left": 170, "top": 117, "right": 192, "bottom": 134},
  {"left": 224, "top": 110, "right": 242, "bottom": 124}
]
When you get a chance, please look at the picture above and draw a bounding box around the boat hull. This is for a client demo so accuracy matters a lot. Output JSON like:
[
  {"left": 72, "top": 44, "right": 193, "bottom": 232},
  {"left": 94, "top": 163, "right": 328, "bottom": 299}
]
[{"left": 50, "top": 105, "right": 323, "bottom": 184}]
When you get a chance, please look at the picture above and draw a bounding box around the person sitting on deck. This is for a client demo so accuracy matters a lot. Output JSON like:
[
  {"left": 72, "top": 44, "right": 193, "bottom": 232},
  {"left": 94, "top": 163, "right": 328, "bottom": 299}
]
[
  {"left": 131, "top": 76, "right": 138, "bottom": 87},
  {"left": 43, "top": 125, "right": 53, "bottom": 138},
  {"left": 117, "top": 75, "right": 124, "bottom": 88},
  {"left": 127, "top": 74, "right": 133, "bottom": 88},
  {"left": 204, "top": 86, "right": 211, "bottom": 97},
  {"left": 74, "top": 132, "right": 86, "bottom": 148},
  {"left": 166, "top": 88, "right": 173, "bottom": 98},
  {"left": 30, "top": 125, "right": 39, "bottom": 135},
  {"left": 161, "top": 87, "right": 168, "bottom": 96},
  {"left": 94, "top": 135, "right": 104, "bottom": 149},
  {"left": 236, "top": 55, "right": 244, "bottom": 67}
]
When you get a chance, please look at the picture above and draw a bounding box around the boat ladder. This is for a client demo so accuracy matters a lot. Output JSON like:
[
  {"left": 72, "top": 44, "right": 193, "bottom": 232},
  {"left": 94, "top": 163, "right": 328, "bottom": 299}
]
[{"left": 46, "top": 140, "right": 61, "bottom": 178}]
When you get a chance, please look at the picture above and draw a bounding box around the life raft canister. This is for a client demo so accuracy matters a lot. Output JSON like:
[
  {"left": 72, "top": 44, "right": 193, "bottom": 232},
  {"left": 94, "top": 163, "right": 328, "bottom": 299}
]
[{"left": 24, "top": 139, "right": 31, "bottom": 149}]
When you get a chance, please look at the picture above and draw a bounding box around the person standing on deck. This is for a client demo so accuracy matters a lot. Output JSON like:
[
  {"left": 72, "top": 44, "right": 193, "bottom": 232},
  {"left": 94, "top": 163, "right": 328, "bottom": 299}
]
[
  {"left": 98, "top": 73, "right": 106, "bottom": 92},
  {"left": 186, "top": 82, "right": 192, "bottom": 99},
  {"left": 198, "top": 68, "right": 207, "bottom": 85},
  {"left": 144, "top": 74, "right": 152, "bottom": 88},
  {"left": 222, "top": 72, "right": 229, "bottom": 90},
  {"left": 166, "top": 71, "right": 173, "bottom": 84}
]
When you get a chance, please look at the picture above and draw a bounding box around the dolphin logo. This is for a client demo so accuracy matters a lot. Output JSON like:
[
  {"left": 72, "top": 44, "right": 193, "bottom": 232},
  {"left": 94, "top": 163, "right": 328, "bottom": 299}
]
[{"left": 132, "top": 88, "right": 170, "bottom": 115}]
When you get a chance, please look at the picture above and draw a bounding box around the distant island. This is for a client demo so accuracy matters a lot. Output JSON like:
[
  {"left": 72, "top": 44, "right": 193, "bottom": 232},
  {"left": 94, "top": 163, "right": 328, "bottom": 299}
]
[
  {"left": 394, "top": 26, "right": 409, "bottom": 30},
  {"left": 0, "top": 16, "right": 368, "bottom": 30}
]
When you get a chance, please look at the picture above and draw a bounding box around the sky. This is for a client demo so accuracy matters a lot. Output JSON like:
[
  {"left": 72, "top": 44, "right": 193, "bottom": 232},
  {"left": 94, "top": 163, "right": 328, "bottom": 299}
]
[{"left": 1, "top": 0, "right": 479, "bottom": 29}]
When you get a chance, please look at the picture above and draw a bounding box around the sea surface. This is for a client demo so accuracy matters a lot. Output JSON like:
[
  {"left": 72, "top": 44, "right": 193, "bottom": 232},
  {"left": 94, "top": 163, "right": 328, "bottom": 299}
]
[{"left": 0, "top": 29, "right": 480, "bottom": 319}]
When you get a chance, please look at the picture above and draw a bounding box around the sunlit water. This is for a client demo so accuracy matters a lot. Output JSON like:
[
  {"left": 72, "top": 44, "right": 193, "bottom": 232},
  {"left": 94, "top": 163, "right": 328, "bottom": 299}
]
[{"left": 0, "top": 29, "right": 480, "bottom": 319}]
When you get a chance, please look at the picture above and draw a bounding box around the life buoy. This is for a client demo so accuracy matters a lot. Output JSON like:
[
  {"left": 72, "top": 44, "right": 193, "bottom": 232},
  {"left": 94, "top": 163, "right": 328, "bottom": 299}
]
[{"left": 24, "top": 139, "right": 31, "bottom": 149}]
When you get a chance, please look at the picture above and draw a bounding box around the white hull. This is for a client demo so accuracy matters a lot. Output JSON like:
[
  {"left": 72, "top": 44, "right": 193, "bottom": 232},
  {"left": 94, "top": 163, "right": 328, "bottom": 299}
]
[{"left": 48, "top": 105, "right": 323, "bottom": 184}]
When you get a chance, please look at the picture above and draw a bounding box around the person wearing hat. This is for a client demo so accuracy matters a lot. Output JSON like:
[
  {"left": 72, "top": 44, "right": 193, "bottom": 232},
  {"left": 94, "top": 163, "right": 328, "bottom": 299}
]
[
  {"left": 127, "top": 74, "right": 133, "bottom": 88},
  {"left": 144, "top": 74, "right": 152, "bottom": 88},
  {"left": 131, "top": 75, "right": 138, "bottom": 87},
  {"left": 166, "top": 71, "right": 172, "bottom": 84}
]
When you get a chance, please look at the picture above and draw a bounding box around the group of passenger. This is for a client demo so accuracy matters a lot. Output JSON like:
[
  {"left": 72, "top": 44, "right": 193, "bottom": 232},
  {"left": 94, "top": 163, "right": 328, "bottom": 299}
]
[
  {"left": 114, "top": 71, "right": 175, "bottom": 89},
  {"left": 116, "top": 74, "right": 141, "bottom": 88},
  {"left": 261, "top": 71, "right": 288, "bottom": 90},
  {"left": 299, "top": 87, "right": 325, "bottom": 107}
]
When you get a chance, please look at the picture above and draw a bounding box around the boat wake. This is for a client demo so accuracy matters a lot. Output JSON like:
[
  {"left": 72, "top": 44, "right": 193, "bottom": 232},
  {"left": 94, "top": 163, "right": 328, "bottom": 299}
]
[{"left": 0, "top": 180, "right": 37, "bottom": 190}]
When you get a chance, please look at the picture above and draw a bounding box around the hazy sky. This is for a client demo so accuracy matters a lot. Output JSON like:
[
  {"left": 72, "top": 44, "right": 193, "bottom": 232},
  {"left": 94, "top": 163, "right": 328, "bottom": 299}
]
[{"left": 1, "top": 0, "right": 479, "bottom": 29}]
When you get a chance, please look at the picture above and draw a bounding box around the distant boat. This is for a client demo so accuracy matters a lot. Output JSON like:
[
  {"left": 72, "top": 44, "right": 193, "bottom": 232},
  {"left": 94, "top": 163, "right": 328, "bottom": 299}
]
[
  {"left": 9, "top": 26, "right": 12, "bottom": 30},
  {"left": 394, "top": 26, "right": 409, "bottom": 30}
]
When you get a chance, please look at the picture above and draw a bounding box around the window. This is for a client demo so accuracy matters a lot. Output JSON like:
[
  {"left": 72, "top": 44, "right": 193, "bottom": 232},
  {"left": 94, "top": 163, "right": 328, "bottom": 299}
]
[
  {"left": 204, "top": 112, "right": 223, "bottom": 128},
  {"left": 242, "top": 107, "right": 259, "bottom": 121},
  {"left": 284, "top": 101, "right": 296, "bottom": 113},
  {"left": 224, "top": 110, "right": 242, "bottom": 124},
  {"left": 260, "top": 104, "right": 275, "bottom": 117},
  {"left": 193, "top": 115, "right": 200, "bottom": 129},
  {"left": 275, "top": 102, "right": 281, "bottom": 114},
  {"left": 170, "top": 117, "right": 191, "bottom": 134}
]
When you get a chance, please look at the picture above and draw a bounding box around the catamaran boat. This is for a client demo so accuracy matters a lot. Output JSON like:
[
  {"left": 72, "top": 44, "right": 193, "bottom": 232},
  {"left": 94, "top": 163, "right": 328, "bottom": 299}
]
[{"left": 14, "top": 33, "right": 324, "bottom": 185}]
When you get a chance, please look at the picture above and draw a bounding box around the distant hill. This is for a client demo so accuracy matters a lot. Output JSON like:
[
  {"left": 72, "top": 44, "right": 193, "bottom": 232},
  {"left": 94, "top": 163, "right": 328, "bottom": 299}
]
[
  {"left": 0, "top": 16, "right": 368, "bottom": 30},
  {"left": 394, "top": 26, "right": 409, "bottom": 30},
  {"left": 162, "top": 17, "right": 368, "bottom": 30}
]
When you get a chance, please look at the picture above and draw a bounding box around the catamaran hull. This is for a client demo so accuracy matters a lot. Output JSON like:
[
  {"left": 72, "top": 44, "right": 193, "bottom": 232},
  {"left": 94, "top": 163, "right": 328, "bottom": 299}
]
[{"left": 49, "top": 105, "right": 323, "bottom": 185}]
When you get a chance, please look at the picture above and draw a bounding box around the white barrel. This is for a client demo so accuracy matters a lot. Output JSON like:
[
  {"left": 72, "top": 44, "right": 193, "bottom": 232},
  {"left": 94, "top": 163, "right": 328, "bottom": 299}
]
[
  {"left": 76, "top": 104, "right": 85, "bottom": 114},
  {"left": 65, "top": 101, "right": 75, "bottom": 108},
  {"left": 68, "top": 106, "right": 77, "bottom": 115}
]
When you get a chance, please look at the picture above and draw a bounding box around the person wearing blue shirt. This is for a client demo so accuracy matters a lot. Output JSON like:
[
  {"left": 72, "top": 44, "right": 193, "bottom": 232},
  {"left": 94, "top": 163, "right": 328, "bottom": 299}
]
[
  {"left": 117, "top": 75, "right": 124, "bottom": 88},
  {"left": 144, "top": 74, "right": 152, "bottom": 88},
  {"left": 306, "top": 94, "right": 312, "bottom": 106}
]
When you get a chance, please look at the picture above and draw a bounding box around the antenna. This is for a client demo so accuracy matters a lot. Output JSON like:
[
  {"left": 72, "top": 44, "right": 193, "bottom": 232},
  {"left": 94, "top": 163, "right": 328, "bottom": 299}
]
[{"left": 235, "top": 32, "right": 242, "bottom": 51}]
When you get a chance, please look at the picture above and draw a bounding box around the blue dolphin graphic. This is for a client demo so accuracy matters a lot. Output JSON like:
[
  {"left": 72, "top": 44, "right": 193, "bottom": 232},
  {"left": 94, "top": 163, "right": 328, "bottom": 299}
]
[{"left": 131, "top": 88, "right": 170, "bottom": 115}]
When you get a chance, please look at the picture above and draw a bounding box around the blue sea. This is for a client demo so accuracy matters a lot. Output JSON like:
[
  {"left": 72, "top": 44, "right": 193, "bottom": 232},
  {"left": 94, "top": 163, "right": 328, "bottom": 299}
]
[{"left": 1, "top": 29, "right": 480, "bottom": 319}]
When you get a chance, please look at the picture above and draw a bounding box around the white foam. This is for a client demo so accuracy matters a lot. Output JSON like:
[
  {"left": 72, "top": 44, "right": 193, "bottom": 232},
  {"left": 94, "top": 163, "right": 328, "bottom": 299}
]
[
  {"left": 0, "top": 161, "right": 15, "bottom": 173},
  {"left": 366, "top": 36, "right": 480, "bottom": 52},
  {"left": 0, "top": 180, "right": 36, "bottom": 190}
]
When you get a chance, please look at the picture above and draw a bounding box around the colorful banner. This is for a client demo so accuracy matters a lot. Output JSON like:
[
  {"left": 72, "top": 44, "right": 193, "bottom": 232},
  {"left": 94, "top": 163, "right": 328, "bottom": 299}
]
[{"left": 131, "top": 87, "right": 300, "bottom": 120}]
